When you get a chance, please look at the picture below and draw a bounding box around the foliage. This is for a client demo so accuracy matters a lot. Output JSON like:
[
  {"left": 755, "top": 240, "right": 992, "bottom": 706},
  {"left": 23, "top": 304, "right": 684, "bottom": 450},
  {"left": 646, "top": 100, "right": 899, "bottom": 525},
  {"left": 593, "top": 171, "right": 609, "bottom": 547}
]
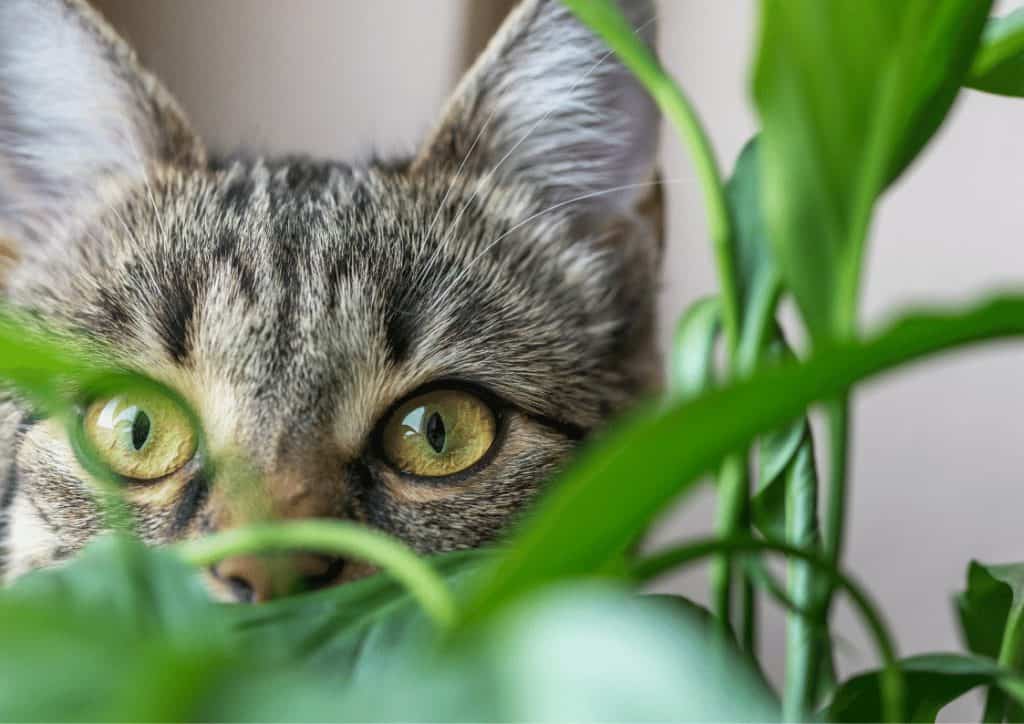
[{"left": 3, "top": 0, "right": 1024, "bottom": 721}]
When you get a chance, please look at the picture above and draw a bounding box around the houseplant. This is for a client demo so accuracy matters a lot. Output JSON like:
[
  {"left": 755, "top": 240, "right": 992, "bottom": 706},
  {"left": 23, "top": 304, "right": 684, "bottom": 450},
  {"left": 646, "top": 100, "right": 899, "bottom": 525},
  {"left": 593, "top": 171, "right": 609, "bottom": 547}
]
[{"left": 3, "top": 0, "right": 1024, "bottom": 720}]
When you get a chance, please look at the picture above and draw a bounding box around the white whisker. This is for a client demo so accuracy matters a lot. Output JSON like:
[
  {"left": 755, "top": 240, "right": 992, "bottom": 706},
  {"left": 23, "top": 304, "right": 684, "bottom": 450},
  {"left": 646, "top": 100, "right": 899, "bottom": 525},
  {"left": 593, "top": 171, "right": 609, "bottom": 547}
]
[
  {"left": 125, "top": 131, "right": 168, "bottom": 243},
  {"left": 431, "top": 175, "right": 689, "bottom": 309},
  {"left": 420, "top": 13, "right": 657, "bottom": 291}
]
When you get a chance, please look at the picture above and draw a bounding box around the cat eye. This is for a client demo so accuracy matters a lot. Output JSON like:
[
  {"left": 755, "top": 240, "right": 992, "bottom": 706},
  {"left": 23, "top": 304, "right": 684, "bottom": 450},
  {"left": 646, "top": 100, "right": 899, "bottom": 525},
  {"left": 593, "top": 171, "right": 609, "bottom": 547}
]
[
  {"left": 82, "top": 388, "right": 197, "bottom": 481},
  {"left": 380, "top": 388, "right": 497, "bottom": 477}
]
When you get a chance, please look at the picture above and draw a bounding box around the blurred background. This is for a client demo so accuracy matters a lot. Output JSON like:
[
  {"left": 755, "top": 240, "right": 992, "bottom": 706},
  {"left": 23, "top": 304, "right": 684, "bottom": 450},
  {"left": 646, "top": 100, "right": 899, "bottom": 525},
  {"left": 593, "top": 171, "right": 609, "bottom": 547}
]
[{"left": 93, "top": 0, "right": 1024, "bottom": 717}]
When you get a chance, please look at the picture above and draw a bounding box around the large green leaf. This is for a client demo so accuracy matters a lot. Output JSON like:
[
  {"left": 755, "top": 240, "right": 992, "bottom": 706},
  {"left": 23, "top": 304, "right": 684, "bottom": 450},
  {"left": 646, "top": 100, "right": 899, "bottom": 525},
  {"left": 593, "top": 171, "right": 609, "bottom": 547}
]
[
  {"left": 967, "top": 9, "right": 1024, "bottom": 97},
  {"left": 753, "top": 0, "right": 992, "bottom": 338},
  {"left": 826, "top": 654, "right": 1007, "bottom": 722},
  {"left": 463, "top": 294, "right": 1024, "bottom": 623},
  {"left": 219, "top": 585, "right": 779, "bottom": 722},
  {"left": 0, "top": 535, "right": 485, "bottom": 720},
  {"left": 0, "top": 537, "right": 232, "bottom": 721}
]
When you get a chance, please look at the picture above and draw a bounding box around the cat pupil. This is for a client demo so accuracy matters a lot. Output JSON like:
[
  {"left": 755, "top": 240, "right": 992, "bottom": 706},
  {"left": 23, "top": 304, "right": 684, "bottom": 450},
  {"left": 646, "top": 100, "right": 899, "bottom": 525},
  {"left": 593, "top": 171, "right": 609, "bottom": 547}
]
[
  {"left": 131, "top": 411, "right": 151, "bottom": 451},
  {"left": 425, "top": 412, "right": 446, "bottom": 453}
]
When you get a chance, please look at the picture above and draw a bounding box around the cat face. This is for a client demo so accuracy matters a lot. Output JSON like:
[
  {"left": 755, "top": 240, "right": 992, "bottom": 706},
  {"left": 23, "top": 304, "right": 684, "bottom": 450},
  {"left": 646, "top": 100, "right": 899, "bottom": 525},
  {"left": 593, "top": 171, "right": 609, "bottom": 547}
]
[{"left": 0, "top": 0, "right": 661, "bottom": 601}]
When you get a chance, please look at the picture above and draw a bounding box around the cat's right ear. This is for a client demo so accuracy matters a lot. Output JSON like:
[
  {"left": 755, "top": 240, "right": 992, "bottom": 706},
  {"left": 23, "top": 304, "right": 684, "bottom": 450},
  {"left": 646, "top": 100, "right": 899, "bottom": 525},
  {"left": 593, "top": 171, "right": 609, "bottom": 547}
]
[
  {"left": 414, "top": 0, "right": 659, "bottom": 225},
  {"left": 0, "top": 0, "right": 205, "bottom": 247}
]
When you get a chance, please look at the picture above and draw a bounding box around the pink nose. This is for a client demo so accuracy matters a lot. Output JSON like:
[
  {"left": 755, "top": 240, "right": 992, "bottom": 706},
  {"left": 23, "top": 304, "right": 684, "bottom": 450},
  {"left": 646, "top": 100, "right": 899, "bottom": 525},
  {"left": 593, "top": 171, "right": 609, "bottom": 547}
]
[{"left": 210, "top": 553, "right": 345, "bottom": 603}]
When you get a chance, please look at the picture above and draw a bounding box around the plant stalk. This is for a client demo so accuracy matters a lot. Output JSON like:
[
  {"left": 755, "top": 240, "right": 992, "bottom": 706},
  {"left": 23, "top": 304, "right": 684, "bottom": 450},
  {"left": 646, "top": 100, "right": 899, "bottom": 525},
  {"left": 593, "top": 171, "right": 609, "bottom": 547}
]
[
  {"left": 782, "top": 436, "right": 823, "bottom": 720},
  {"left": 712, "top": 455, "right": 748, "bottom": 638}
]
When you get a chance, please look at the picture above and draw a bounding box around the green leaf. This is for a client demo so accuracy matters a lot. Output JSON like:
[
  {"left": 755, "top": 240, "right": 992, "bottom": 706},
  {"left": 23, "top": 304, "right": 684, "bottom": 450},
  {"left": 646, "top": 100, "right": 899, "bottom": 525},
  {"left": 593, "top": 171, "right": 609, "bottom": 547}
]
[
  {"left": 957, "top": 560, "right": 1019, "bottom": 659},
  {"left": 0, "top": 536, "right": 234, "bottom": 721},
  {"left": 967, "top": 9, "right": 1024, "bottom": 97},
  {"left": 753, "top": 0, "right": 992, "bottom": 338},
  {"left": 0, "top": 536, "right": 489, "bottom": 721},
  {"left": 463, "top": 294, "right": 1024, "bottom": 624},
  {"left": 226, "top": 585, "right": 779, "bottom": 722},
  {"left": 9, "top": 535, "right": 218, "bottom": 642},
  {"left": 226, "top": 549, "right": 486, "bottom": 675},
  {"left": 727, "top": 137, "right": 776, "bottom": 314},
  {"left": 670, "top": 296, "right": 720, "bottom": 400},
  {"left": 827, "top": 654, "right": 1006, "bottom": 722}
]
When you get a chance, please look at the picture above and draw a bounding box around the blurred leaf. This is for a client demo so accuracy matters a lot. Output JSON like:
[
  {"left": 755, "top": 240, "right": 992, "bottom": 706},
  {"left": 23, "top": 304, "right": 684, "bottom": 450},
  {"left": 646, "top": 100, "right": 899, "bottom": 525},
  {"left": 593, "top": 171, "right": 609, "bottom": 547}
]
[
  {"left": 226, "top": 549, "right": 486, "bottom": 676},
  {"left": 0, "top": 537, "right": 489, "bottom": 721},
  {"left": 827, "top": 654, "right": 1005, "bottom": 722},
  {"left": 0, "top": 537, "right": 233, "bottom": 721},
  {"left": 224, "top": 585, "right": 779, "bottom": 722},
  {"left": 968, "top": 9, "right": 1024, "bottom": 97},
  {"left": 754, "top": 0, "right": 992, "bottom": 337},
  {"left": 956, "top": 560, "right": 1019, "bottom": 659},
  {"left": 463, "top": 294, "right": 1024, "bottom": 623},
  {"left": 9, "top": 535, "right": 218, "bottom": 642},
  {"left": 671, "top": 297, "right": 720, "bottom": 400},
  {"left": 726, "top": 137, "right": 776, "bottom": 314}
]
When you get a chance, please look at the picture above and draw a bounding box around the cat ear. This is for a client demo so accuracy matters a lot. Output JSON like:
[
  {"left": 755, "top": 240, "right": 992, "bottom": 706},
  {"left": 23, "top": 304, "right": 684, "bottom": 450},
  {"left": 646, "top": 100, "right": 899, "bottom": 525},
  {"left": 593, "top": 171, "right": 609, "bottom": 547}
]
[
  {"left": 0, "top": 0, "right": 205, "bottom": 244},
  {"left": 414, "top": 0, "right": 659, "bottom": 220}
]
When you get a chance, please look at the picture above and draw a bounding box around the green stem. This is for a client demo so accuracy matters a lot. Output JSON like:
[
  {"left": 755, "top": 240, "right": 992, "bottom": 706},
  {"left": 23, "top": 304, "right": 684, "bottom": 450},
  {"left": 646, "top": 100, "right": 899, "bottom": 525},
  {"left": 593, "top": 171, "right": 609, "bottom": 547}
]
[
  {"left": 984, "top": 602, "right": 1024, "bottom": 722},
  {"left": 175, "top": 520, "right": 458, "bottom": 630},
  {"left": 712, "top": 455, "right": 748, "bottom": 637},
  {"left": 824, "top": 396, "right": 850, "bottom": 567},
  {"left": 783, "top": 437, "right": 824, "bottom": 721},
  {"left": 634, "top": 536, "right": 905, "bottom": 723},
  {"left": 806, "top": 396, "right": 850, "bottom": 716},
  {"left": 561, "top": 0, "right": 741, "bottom": 354}
]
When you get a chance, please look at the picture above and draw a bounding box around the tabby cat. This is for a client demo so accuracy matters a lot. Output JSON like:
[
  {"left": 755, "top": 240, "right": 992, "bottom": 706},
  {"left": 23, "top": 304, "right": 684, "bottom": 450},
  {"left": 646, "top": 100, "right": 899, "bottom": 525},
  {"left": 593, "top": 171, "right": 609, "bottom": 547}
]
[{"left": 0, "top": 0, "right": 662, "bottom": 602}]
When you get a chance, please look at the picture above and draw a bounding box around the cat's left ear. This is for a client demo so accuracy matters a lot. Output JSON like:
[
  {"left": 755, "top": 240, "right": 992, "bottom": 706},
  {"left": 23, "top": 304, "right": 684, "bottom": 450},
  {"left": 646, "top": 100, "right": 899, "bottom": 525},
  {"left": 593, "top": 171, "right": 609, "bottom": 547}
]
[
  {"left": 414, "top": 0, "right": 660, "bottom": 227},
  {"left": 0, "top": 0, "right": 205, "bottom": 245}
]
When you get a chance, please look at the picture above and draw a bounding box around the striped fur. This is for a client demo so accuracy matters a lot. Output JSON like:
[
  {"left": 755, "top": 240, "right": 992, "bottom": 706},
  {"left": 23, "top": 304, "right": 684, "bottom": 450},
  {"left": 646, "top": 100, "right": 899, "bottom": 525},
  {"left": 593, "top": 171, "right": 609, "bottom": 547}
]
[{"left": 0, "top": 0, "right": 662, "bottom": 598}]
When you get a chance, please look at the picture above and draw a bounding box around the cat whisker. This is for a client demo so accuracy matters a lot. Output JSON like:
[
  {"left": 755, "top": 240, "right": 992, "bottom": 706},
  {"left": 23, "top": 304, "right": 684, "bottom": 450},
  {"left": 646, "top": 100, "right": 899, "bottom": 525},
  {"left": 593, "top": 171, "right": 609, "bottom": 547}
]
[
  {"left": 105, "top": 196, "right": 146, "bottom": 251},
  {"left": 125, "top": 130, "right": 169, "bottom": 244},
  {"left": 428, "top": 175, "right": 690, "bottom": 312}
]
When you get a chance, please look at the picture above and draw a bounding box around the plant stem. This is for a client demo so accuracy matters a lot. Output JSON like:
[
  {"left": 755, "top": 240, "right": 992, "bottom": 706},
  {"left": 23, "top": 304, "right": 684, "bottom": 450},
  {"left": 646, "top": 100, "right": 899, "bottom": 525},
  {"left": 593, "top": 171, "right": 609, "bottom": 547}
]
[
  {"left": 176, "top": 520, "right": 459, "bottom": 630},
  {"left": 983, "top": 601, "right": 1024, "bottom": 722},
  {"left": 824, "top": 396, "right": 851, "bottom": 567},
  {"left": 806, "top": 395, "right": 851, "bottom": 715},
  {"left": 633, "top": 536, "right": 905, "bottom": 722},
  {"left": 712, "top": 455, "right": 748, "bottom": 637},
  {"left": 783, "top": 436, "right": 823, "bottom": 720}
]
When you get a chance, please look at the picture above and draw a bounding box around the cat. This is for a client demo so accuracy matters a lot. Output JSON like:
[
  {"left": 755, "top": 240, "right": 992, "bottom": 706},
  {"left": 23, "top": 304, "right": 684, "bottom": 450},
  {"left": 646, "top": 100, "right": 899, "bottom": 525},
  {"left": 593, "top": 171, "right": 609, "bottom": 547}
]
[{"left": 0, "top": 0, "right": 662, "bottom": 602}]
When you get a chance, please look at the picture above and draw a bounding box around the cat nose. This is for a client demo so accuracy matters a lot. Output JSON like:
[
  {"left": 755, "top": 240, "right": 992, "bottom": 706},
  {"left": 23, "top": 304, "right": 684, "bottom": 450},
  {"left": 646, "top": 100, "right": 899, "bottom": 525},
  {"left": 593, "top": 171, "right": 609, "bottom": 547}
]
[{"left": 210, "top": 553, "right": 345, "bottom": 603}]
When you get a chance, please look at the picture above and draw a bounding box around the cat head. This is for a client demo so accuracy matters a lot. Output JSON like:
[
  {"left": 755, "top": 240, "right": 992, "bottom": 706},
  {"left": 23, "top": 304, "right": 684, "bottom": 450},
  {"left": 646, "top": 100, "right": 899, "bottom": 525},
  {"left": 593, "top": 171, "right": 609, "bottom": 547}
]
[{"left": 0, "top": 0, "right": 661, "bottom": 601}]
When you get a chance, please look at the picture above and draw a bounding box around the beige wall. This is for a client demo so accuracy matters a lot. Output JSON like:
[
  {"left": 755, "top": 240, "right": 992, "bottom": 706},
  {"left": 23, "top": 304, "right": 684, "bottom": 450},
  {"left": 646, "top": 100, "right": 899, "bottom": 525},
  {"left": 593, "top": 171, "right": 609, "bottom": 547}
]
[{"left": 96, "top": 1, "right": 1024, "bottom": 717}]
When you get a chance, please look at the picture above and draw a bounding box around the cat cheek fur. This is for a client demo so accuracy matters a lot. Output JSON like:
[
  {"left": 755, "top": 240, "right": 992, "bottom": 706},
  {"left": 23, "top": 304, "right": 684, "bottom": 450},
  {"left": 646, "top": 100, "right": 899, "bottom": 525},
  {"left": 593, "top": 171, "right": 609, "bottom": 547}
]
[{"left": 0, "top": 0, "right": 662, "bottom": 586}]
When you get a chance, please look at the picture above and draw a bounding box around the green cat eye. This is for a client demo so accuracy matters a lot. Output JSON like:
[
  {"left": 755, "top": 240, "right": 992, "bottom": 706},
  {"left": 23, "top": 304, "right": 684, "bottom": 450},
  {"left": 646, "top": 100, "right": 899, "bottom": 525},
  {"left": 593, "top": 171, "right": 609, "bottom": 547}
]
[
  {"left": 381, "top": 389, "right": 497, "bottom": 477},
  {"left": 83, "top": 388, "right": 197, "bottom": 480}
]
